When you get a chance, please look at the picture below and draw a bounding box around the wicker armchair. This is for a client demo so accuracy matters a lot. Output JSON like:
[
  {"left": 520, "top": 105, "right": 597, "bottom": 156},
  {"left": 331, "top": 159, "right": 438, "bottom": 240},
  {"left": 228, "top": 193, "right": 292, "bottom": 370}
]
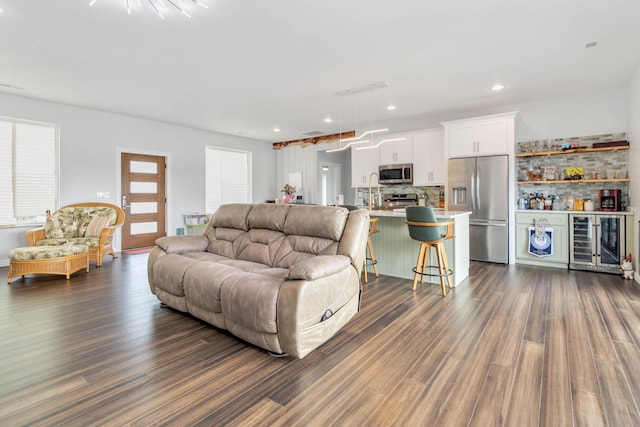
[{"left": 26, "top": 202, "right": 126, "bottom": 267}]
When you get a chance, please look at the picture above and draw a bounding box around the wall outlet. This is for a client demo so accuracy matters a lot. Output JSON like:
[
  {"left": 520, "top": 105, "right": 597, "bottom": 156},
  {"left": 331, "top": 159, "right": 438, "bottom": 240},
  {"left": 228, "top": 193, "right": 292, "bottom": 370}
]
[{"left": 97, "top": 191, "right": 110, "bottom": 198}]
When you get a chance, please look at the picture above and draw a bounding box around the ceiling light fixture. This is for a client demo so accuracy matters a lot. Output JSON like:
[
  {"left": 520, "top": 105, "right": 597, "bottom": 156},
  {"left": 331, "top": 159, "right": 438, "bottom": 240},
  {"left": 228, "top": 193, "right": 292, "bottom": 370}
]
[
  {"left": 336, "top": 80, "right": 389, "bottom": 97},
  {"left": 88, "top": 0, "right": 208, "bottom": 19},
  {"left": 355, "top": 137, "right": 407, "bottom": 151},
  {"left": 325, "top": 128, "right": 388, "bottom": 153},
  {"left": 491, "top": 83, "right": 504, "bottom": 91}
]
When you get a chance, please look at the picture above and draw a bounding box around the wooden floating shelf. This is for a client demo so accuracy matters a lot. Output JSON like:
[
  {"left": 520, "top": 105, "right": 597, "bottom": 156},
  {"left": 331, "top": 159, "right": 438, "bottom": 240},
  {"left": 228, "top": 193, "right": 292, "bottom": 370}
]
[
  {"left": 517, "top": 178, "right": 630, "bottom": 185},
  {"left": 516, "top": 145, "right": 629, "bottom": 158}
]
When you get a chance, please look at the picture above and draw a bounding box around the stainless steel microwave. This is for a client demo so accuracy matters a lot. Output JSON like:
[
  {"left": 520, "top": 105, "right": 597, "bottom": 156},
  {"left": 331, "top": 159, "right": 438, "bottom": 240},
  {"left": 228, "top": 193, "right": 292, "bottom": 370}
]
[{"left": 378, "top": 164, "right": 413, "bottom": 184}]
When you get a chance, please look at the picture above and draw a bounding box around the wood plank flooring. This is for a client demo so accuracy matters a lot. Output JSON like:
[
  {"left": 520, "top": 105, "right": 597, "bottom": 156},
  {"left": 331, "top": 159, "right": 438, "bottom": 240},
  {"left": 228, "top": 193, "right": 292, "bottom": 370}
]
[{"left": 2, "top": 254, "right": 640, "bottom": 426}]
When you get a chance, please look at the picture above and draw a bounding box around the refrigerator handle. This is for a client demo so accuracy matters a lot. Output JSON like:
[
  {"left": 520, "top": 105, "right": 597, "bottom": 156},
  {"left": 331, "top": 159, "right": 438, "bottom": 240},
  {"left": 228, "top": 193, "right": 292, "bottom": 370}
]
[
  {"left": 476, "top": 168, "right": 481, "bottom": 211},
  {"left": 470, "top": 171, "right": 476, "bottom": 211}
]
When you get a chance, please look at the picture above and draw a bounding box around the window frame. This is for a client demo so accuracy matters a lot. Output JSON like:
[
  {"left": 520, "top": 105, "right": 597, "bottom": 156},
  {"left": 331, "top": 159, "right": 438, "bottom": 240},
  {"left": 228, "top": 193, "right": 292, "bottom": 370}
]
[
  {"left": 205, "top": 145, "right": 252, "bottom": 215},
  {"left": 0, "top": 116, "right": 60, "bottom": 227}
]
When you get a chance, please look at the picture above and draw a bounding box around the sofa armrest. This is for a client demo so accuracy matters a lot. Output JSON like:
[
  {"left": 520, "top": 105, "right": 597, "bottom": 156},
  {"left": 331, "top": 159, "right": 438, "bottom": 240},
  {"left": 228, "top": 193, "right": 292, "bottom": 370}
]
[
  {"left": 288, "top": 255, "right": 351, "bottom": 281},
  {"left": 155, "top": 235, "right": 209, "bottom": 254},
  {"left": 26, "top": 227, "right": 46, "bottom": 246}
]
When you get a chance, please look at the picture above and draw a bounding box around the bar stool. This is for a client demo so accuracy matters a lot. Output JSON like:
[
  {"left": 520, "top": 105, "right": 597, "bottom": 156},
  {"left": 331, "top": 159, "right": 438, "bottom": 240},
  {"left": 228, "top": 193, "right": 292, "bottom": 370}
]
[
  {"left": 405, "top": 206, "right": 455, "bottom": 296},
  {"left": 363, "top": 217, "right": 379, "bottom": 283},
  {"left": 339, "top": 205, "right": 379, "bottom": 283}
]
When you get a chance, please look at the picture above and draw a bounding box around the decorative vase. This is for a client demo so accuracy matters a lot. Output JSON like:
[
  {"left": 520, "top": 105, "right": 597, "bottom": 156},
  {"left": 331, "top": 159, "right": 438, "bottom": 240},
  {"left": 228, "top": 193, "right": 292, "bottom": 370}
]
[{"left": 284, "top": 194, "right": 295, "bottom": 203}]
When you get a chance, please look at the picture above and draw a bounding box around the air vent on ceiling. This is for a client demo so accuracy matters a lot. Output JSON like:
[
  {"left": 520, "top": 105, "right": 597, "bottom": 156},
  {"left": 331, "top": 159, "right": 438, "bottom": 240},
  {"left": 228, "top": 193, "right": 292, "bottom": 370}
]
[{"left": 303, "top": 130, "right": 324, "bottom": 136}]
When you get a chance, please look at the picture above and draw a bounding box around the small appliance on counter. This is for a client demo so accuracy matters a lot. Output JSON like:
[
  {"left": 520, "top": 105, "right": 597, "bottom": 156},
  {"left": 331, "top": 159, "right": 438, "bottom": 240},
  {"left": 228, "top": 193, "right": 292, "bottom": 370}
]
[
  {"left": 599, "top": 189, "right": 622, "bottom": 211},
  {"left": 381, "top": 193, "right": 418, "bottom": 210}
]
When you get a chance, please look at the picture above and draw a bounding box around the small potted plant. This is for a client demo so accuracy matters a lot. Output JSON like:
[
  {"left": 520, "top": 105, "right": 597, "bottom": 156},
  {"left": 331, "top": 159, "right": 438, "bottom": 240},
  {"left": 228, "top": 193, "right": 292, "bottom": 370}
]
[{"left": 281, "top": 184, "right": 296, "bottom": 203}]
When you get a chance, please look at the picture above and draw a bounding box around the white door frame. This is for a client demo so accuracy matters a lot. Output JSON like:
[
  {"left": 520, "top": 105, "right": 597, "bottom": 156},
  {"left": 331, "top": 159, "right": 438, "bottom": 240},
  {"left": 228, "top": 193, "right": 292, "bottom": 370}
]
[{"left": 115, "top": 147, "right": 173, "bottom": 251}]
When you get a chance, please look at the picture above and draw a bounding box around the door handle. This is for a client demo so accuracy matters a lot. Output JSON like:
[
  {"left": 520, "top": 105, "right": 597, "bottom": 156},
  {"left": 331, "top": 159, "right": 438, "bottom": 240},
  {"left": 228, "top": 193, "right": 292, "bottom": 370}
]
[{"left": 122, "top": 195, "right": 130, "bottom": 209}]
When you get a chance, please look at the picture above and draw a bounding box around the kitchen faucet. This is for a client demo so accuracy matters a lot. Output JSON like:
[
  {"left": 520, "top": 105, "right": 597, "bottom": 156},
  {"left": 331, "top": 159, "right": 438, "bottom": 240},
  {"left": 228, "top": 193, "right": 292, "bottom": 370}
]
[{"left": 368, "top": 172, "right": 381, "bottom": 211}]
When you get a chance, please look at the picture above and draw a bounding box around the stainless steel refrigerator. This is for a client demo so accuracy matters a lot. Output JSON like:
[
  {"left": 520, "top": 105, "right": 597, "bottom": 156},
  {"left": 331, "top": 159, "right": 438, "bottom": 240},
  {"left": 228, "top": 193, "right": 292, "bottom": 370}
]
[{"left": 447, "top": 155, "right": 509, "bottom": 263}]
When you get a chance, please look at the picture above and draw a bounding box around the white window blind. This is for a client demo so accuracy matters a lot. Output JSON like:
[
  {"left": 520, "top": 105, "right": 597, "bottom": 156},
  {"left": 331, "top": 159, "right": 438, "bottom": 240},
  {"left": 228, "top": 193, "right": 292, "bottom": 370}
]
[
  {"left": 206, "top": 147, "right": 252, "bottom": 214},
  {"left": 0, "top": 118, "right": 58, "bottom": 226},
  {"left": 0, "top": 121, "right": 14, "bottom": 224}
]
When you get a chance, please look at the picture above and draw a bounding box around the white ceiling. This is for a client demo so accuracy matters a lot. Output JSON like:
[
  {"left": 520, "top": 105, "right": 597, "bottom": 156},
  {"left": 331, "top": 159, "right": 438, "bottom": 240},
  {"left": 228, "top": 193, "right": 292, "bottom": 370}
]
[{"left": 1, "top": 1, "right": 640, "bottom": 143}]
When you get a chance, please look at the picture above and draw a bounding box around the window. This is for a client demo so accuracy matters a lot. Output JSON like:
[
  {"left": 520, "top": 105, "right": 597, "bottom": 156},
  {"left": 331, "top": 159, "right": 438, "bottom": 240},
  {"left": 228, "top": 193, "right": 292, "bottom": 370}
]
[
  {"left": 0, "top": 118, "right": 58, "bottom": 226},
  {"left": 205, "top": 146, "right": 252, "bottom": 214}
]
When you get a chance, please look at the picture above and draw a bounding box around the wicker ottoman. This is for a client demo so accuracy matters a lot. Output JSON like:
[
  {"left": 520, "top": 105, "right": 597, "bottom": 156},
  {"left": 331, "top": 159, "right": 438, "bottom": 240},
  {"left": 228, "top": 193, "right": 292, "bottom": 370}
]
[{"left": 8, "top": 245, "right": 90, "bottom": 284}]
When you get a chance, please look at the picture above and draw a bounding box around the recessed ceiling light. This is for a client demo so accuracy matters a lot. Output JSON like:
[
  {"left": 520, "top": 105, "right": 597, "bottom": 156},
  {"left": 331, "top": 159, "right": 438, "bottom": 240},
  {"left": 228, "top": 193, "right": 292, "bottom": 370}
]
[
  {"left": 491, "top": 83, "right": 504, "bottom": 91},
  {"left": 324, "top": 117, "right": 333, "bottom": 123},
  {"left": 387, "top": 104, "right": 396, "bottom": 111},
  {"left": 273, "top": 127, "right": 281, "bottom": 132},
  {"left": 586, "top": 41, "right": 598, "bottom": 49}
]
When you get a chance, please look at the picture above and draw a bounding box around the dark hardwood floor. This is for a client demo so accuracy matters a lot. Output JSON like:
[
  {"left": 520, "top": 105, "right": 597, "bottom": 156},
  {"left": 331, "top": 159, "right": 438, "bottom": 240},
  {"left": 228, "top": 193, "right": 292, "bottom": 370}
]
[{"left": 2, "top": 254, "right": 640, "bottom": 426}]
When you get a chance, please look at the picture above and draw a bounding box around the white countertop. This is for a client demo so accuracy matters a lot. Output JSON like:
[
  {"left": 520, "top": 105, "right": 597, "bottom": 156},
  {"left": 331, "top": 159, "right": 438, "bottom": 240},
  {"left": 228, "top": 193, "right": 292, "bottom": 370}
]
[
  {"left": 369, "top": 209, "right": 471, "bottom": 219},
  {"left": 515, "top": 209, "right": 634, "bottom": 215}
]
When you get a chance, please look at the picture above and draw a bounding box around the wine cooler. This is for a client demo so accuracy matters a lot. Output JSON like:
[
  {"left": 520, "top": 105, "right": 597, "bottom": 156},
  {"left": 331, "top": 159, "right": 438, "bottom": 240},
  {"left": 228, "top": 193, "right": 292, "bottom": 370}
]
[{"left": 569, "top": 214, "right": 625, "bottom": 274}]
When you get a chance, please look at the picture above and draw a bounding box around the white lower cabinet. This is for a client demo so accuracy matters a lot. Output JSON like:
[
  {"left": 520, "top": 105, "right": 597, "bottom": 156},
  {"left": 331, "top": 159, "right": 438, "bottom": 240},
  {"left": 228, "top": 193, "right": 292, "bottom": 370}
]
[{"left": 516, "top": 212, "right": 569, "bottom": 268}]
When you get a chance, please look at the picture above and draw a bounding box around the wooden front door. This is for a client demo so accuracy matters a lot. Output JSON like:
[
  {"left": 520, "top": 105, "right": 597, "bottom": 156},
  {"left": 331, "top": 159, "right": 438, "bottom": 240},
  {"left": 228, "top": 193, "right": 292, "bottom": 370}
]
[{"left": 121, "top": 153, "right": 166, "bottom": 249}]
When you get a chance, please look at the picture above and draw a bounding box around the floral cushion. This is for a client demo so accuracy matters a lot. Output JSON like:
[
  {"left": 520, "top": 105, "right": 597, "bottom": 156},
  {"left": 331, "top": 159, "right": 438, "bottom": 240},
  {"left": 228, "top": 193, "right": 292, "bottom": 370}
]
[
  {"left": 10, "top": 244, "right": 88, "bottom": 261},
  {"left": 44, "top": 207, "right": 117, "bottom": 239},
  {"left": 36, "top": 237, "right": 101, "bottom": 248}
]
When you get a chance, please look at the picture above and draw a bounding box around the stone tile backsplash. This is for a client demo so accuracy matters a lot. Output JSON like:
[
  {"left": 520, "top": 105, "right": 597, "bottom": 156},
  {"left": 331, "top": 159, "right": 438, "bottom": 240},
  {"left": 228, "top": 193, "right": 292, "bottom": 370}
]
[{"left": 517, "top": 132, "right": 629, "bottom": 209}]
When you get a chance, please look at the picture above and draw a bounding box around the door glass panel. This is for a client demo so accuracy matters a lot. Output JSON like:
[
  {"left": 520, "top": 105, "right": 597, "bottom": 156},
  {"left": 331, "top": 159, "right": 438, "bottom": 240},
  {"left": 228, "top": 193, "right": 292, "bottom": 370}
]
[
  {"left": 130, "top": 202, "right": 158, "bottom": 214},
  {"left": 130, "top": 181, "right": 157, "bottom": 193},
  {"left": 131, "top": 222, "right": 158, "bottom": 235},
  {"left": 130, "top": 160, "right": 158, "bottom": 174},
  {"left": 599, "top": 216, "right": 620, "bottom": 265},
  {"left": 572, "top": 216, "right": 593, "bottom": 263}
]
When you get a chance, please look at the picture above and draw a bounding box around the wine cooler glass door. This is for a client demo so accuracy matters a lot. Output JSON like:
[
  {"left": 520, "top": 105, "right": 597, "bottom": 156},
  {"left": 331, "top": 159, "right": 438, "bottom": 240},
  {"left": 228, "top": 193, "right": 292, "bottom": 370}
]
[
  {"left": 599, "top": 216, "right": 624, "bottom": 266},
  {"left": 570, "top": 215, "right": 595, "bottom": 264}
]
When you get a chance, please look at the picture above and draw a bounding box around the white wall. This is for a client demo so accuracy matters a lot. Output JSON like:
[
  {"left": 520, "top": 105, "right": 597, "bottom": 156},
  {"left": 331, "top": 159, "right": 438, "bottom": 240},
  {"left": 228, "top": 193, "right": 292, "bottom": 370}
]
[{"left": 0, "top": 92, "right": 276, "bottom": 266}]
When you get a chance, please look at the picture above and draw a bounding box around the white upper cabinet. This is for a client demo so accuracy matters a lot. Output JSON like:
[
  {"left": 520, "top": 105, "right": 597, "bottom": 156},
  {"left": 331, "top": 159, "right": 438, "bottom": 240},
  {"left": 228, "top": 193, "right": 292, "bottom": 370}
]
[
  {"left": 350, "top": 127, "right": 448, "bottom": 187},
  {"left": 351, "top": 145, "right": 379, "bottom": 187},
  {"left": 443, "top": 112, "right": 517, "bottom": 158},
  {"left": 412, "top": 128, "right": 446, "bottom": 185},
  {"left": 379, "top": 135, "right": 412, "bottom": 164}
]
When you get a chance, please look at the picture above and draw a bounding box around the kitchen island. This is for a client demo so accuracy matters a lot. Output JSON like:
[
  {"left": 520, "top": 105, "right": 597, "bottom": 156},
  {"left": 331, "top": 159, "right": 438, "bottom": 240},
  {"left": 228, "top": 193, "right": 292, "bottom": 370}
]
[{"left": 368, "top": 209, "right": 471, "bottom": 287}]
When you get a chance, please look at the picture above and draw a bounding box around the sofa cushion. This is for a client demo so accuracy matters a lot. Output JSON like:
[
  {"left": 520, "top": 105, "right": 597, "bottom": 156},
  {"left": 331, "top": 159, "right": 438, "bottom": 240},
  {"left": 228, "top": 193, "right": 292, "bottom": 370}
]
[
  {"left": 206, "top": 228, "right": 247, "bottom": 258},
  {"left": 270, "top": 205, "right": 348, "bottom": 269},
  {"left": 76, "top": 207, "right": 117, "bottom": 237},
  {"left": 36, "top": 237, "right": 101, "bottom": 248},
  {"left": 44, "top": 206, "right": 118, "bottom": 239},
  {"left": 183, "top": 262, "right": 245, "bottom": 319},
  {"left": 221, "top": 272, "right": 285, "bottom": 334},
  {"left": 284, "top": 205, "right": 348, "bottom": 241},
  {"left": 85, "top": 216, "right": 110, "bottom": 237},
  {"left": 209, "top": 203, "right": 253, "bottom": 231},
  {"left": 45, "top": 208, "right": 77, "bottom": 239},
  {"left": 152, "top": 254, "right": 199, "bottom": 298},
  {"left": 247, "top": 203, "right": 289, "bottom": 231},
  {"left": 235, "top": 229, "right": 285, "bottom": 266}
]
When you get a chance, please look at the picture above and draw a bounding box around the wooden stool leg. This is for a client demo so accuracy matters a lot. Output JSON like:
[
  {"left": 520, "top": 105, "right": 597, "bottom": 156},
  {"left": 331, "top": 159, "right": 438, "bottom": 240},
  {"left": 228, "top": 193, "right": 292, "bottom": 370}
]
[
  {"left": 368, "top": 236, "right": 379, "bottom": 278},
  {"left": 363, "top": 258, "right": 368, "bottom": 283},
  {"left": 420, "top": 245, "right": 431, "bottom": 285},
  {"left": 440, "top": 242, "right": 453, "bottom": 290},
  {"left": 412, "top": 243, "right": 427, "bottom": 291},
  {"left": 435, "top": 242, "right": 447, "bottom": 296}
]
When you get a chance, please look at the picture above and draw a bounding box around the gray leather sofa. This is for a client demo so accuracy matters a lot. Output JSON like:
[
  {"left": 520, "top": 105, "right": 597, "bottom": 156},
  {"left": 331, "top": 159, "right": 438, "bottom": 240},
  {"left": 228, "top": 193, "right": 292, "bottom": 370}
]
[{"left": 147, "top": 203, "right": 369, "bottom": 358}]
